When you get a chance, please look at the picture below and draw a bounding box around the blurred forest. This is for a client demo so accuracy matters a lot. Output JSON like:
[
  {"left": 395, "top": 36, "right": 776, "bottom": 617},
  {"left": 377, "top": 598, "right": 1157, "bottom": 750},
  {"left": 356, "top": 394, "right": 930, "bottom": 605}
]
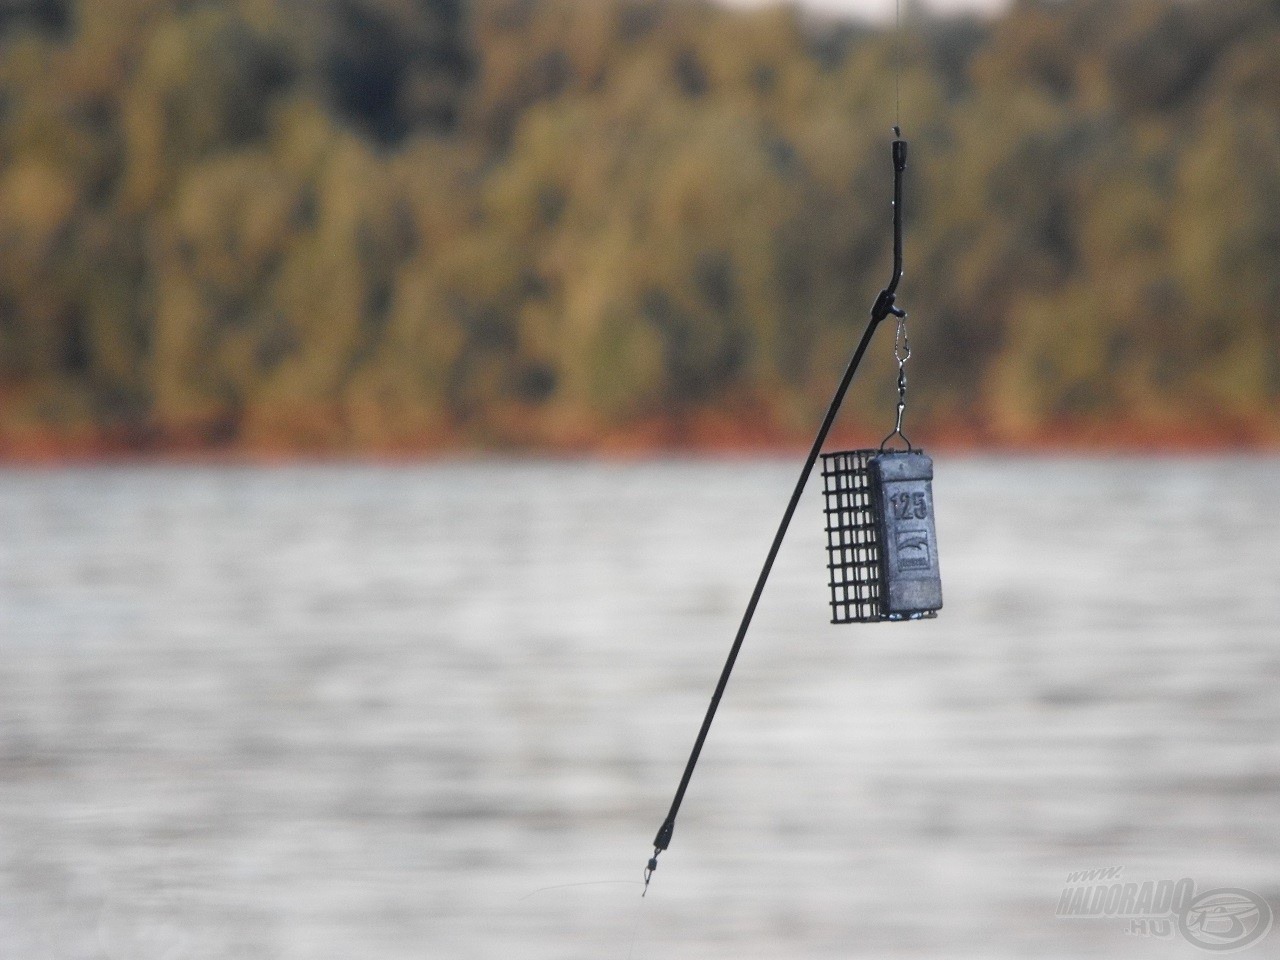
[{"left": 1, "top": 0, "right": 1278, "bottom": 454}]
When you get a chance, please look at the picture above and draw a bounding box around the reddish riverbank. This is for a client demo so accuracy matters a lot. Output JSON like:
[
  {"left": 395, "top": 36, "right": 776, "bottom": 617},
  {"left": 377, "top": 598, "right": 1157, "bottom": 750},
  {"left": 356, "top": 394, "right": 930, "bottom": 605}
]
[{"left": 2, "top": 409, "right": 1277, "bottom": 464}]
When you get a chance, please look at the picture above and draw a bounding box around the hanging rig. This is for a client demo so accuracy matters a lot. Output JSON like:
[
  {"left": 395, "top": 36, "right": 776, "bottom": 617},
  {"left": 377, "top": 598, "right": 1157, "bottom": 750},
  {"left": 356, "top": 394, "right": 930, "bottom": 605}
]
[{"left": 643, "top": 127, "right": 920, "bottom": 894}]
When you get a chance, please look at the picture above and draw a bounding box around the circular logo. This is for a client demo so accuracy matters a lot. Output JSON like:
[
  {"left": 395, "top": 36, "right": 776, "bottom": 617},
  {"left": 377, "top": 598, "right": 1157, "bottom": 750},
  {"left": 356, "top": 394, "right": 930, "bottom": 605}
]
[{"left": 1179, "top": 888, "right": 1273, "bottom": 952}]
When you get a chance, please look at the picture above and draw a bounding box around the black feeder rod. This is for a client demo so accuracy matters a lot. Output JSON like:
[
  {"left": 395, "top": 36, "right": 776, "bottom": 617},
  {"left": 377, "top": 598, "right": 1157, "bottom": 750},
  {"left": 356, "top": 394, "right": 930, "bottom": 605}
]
[{"left": 644, "top": 131, "right": 911, "bottom": 893}]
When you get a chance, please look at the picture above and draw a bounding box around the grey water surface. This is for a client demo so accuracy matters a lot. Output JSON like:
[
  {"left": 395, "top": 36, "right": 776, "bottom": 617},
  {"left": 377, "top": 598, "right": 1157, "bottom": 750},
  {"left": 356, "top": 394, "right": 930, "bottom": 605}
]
[{"left": 0, "top": 457, "right": 1277, "bottom": 959}]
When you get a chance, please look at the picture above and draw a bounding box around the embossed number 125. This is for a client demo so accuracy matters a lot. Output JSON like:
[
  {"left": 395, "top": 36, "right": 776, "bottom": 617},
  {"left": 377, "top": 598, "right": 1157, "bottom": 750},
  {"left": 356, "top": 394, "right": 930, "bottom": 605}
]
[{"left": 890, "top": 492, "right": 928, "bottom": 520}]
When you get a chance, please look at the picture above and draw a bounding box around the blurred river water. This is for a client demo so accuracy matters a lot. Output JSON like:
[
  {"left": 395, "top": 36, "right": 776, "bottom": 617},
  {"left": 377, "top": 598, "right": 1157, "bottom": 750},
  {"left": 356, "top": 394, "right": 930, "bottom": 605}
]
[{"left": 0, "top": 457, "right": 1278, "bottom": 959}]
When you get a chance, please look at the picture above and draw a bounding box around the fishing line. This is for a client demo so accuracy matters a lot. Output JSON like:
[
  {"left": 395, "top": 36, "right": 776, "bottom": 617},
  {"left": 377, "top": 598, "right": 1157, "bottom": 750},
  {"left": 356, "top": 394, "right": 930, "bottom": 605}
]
[
  {"left": 518, "top": 878, "right": 649, "bottom": 959},
  {"left": 625, "top": 889, "right": 648, "bottom": 960},
  {"left": 518, "top": 880, "right": 644, "bottom": 901},
  {"left": 895, "top": 0, "right": 902, "bottom": 128}
]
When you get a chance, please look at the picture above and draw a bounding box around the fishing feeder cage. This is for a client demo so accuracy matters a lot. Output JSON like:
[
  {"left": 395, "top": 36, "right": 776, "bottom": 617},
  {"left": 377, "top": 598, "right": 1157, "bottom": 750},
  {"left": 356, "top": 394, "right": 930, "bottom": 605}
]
[{"left": 822, "top": 448, "right": 942, "bottom": 623}]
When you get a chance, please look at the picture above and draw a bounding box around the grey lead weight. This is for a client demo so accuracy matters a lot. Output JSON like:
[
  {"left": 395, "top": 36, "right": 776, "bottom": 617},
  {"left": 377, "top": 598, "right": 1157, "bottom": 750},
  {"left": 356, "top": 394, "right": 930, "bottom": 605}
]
[{"left": 871, "top": 451, "right": 943, "bottom": 618}]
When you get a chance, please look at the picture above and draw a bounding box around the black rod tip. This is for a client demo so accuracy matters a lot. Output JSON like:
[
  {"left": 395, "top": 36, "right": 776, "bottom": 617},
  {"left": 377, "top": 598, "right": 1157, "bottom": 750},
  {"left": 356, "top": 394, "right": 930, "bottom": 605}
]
[{"left": 653, "top": 820, "right": 674, "bottom": 852}]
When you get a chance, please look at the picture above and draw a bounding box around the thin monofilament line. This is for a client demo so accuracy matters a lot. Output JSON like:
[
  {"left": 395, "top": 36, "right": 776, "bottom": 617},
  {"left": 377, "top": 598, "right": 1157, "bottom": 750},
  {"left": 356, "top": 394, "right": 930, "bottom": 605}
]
[
  {"left": 895, "top": 0, "right": 902, "bottom": 128},
  {"left": 626, "top": 892, "right": 648, "bottom": 960},
  {"left": 518, "top": 880, "right": 643, "bottom": 901}
]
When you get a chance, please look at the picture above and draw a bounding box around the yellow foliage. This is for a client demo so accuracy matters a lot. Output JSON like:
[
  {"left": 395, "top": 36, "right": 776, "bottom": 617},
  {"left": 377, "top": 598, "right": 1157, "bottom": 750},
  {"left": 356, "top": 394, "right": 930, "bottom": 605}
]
[{"left": 0, "top": 0, "right": 1278, "bottom": 446}]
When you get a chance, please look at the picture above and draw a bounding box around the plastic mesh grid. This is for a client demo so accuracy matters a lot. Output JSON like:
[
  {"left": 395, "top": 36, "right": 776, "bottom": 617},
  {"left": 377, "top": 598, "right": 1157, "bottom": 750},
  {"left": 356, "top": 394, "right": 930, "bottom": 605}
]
[{"left": 821, "top": 449, "right": 883, "bottom": 624}]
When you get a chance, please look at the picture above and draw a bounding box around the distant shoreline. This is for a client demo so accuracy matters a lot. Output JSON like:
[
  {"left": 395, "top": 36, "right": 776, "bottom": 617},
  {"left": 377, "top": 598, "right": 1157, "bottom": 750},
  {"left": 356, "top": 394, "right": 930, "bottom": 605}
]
[{"left": 2, "top": 414, "right": 1276, "bottom": 464}]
